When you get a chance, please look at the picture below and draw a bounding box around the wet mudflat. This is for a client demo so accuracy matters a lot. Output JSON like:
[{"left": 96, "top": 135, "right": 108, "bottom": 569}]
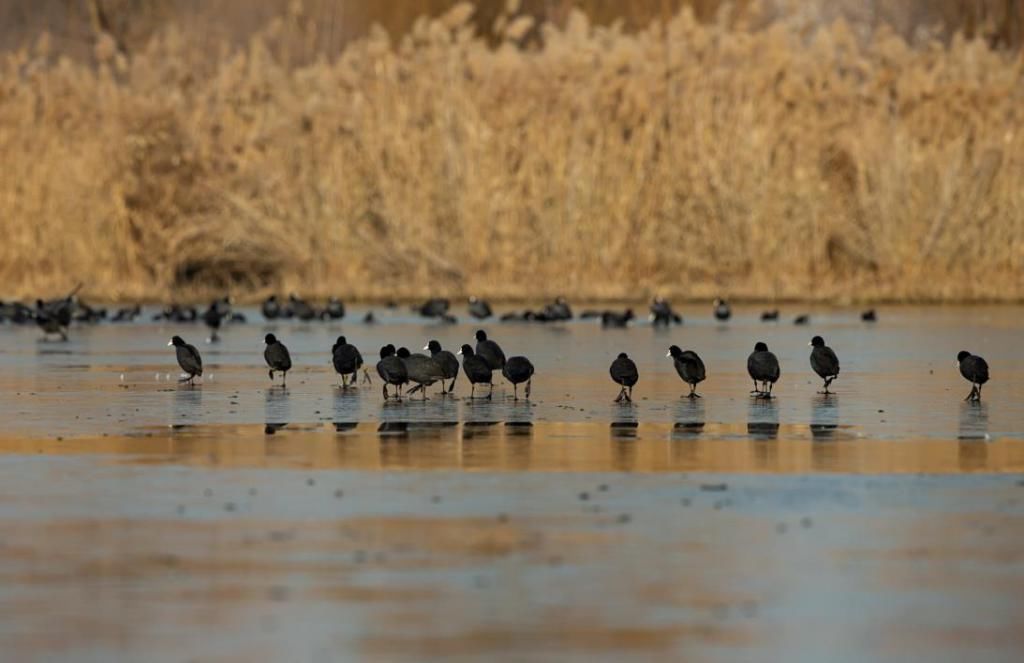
[{"left": 1, "top": 305, "right": 1023, "bottom": 661}]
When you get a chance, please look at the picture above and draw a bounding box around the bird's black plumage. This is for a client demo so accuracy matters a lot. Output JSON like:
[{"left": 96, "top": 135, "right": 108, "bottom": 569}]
[
  {"left": 793, "top": 314, "right": 810, "bottom": 325},
  {"left": 262, "top": 295, "right": 281, "bottom": 320},
  {"left": 714, "top": 298, "right": 731, "bottom": 321},
  {"left": 957, "top": 350, "right": 989, "bottom": 402},
  {"left": 397, "top": 347, "right": 445, "bottom": 399},
  {"left": 747, "top": 341, "right": 781, "bottom": 398},
  {"left": 426, "top": 340, "right": 460, "bottom": 394},
  {"left": 861, "top": 309, "right": 877, "bottom": 322},
  {"left": 459, "top": 344, "right": 494, "bottom": 399},
  {"left": 416, "top": 298, "right": 450, "bottom": 318},
  {"left": 332, "top": 335, "right": 364, "bottom": 388},
  {"left": 668, "top": 345, "right": 706, "bottom": 398},
  {"left": 609, "top": 352, "right": 639, "bottom": 402},
  {"left": 760, "top": 309, "right": 779, "bottom": 322},
  {"left": 649, "top": 298, "right": 681, "bottom": 326},
  {"left": 601, "top": 309, "right": 635, "bottom": 328},
  {"left": 202, "top": 297, "right": 231, "bottom": 342},
  {"left": 502, "top": 356, "right": 534, "bottom": 400},
  {"left": 468, "top": 297, "right": 492, "bottom": 320},
  {"left": 475, "top": 330, "right": 506, "bottom": 370},
  {"left": 264, "top": 333, "right": 292, "bottom": 385},
  {"left": 169, "top": 336, "right": 203, "bottom": 384},
  {"left": 34, "top": 297, "right": 73, "bottom": 340},
  {"left": 321, "top": 297, "right": 345, "bottom": 320},
  {"left": 543, "top": 297, "right": 573, "bottom": 321},
  {"left": 288, "top": 294, "right": 315, "bottom": 321},
  {"left": 376, "top": 344, "right": 408, "bottom": 400},
  {"left": 111, "top": 304, "right": 141, "bottom": 322},
  {"left": 809, "top": 336, "right": 840, "bottom": 394}
]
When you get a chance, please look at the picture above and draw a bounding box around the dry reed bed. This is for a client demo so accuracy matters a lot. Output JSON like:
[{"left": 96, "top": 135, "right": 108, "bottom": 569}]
[{"left": 1, "top": 4, "right": 1022, "bottom": 303}]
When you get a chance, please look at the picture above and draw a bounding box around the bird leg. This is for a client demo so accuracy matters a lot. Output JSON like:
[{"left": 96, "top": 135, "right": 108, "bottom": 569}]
[
  {"left": 525, "top": 379, "right": 531, "bottom": 399},
  {"left": 965, "top": 385, "right": 979, "bottom": 402},
  {"left": 382, "top": 383, "right": 390, "bottom": 400},
  {"left": 470, "top": 383, "right": 476, "bottom": 399},
  {"left": 976, "top": 384, "right": 983, "bottom": 401},
  {"left": 513, "top": 384, "right": 519, "bottom": 401},
  {"left": 688, "top": 384, "right": 701, "bottom": 399},
  {"left": 487, "top": 382, "right": 493, "bottom": 401},
  {"left": 362, "top": 369, "right": 372, "bottom": 384},
  {"left": 615, "top": 386, "right": 625, "bottom": 403}
]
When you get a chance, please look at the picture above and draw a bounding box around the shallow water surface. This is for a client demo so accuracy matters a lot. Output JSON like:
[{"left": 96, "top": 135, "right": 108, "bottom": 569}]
[{"left": 1, "top": 305, "right": 1023, "bottom": 661}]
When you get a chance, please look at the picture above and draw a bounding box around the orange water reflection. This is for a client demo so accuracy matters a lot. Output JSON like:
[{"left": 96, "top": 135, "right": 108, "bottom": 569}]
[{"left": 2, "top": 422, "right": 1022, "bottom": 473}]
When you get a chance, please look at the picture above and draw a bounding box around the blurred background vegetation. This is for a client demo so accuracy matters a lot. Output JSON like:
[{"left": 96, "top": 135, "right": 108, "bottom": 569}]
[{"left": 0, "top": 1, "right": 1022, "bottom": 302}]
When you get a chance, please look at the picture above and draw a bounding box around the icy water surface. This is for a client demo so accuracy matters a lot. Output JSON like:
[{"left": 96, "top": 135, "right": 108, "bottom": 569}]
[{"left": 1, "top": 305, "right": 1023, "bottom": 661}]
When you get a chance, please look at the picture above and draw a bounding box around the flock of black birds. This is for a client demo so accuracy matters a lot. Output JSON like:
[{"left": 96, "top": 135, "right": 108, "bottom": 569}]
[
  {"left": 2, "top": 290, "right": 989, "bottom": 403},
  {"left": 168, "top": 329, "right": 536, "bottom": 402}
]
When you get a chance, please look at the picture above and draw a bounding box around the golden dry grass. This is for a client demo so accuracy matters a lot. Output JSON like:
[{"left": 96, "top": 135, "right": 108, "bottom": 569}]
[{"left": 1, "top": 2, "right": 1022, "bottom": 303}]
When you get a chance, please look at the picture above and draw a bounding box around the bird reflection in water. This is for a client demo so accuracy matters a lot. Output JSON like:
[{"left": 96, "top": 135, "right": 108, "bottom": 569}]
[
  {"left": 332, "top": 384, "right": 361, "bottom": 429},
  {"left": 609, "top": 408, "right": 639, "bottom": 471},
  {"left": 505, "top": 400, "right": 534, "bottom": 438},
  {"left": 958, "top": 401, "right": 990, "bottom": 472},
  {"left": 810, "top": 395, "right": 841, "bottom": 470},
  {"left": 747, "top": 398, "right": 779, "bottom": 440},
  {"left": 672, "top": 399, "right": 705, "bottom": 440},
  {"left": 464, "top": 397, "right": 500, "bottom": 439},
  {"left": 171, "top": 384, "right": 203, "bottom": 429},
  {"left": 810, "top": 395, "right": 839, "bottom": 440},
  {"left": 264, "top": 387, "right": 290, "bottom": 435}
]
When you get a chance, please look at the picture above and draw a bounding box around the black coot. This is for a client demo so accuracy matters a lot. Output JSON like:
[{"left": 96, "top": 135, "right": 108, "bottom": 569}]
[
  {"left": 809, "top": 336, "right": 840, "bottom": 395},
  {"left": 426, "top": 340, "right": 460, "bottom": 394},
  {"left": 202, "top": 297, "right": 231, "bottom": 342},
  {"left": 262, "top": 295, "right": 281, "bottom": 320},
  {"left": 747, "top": 341, "right": 781, "bottom": 398},
  {"left": 168, "top": 336, "right": 203, "bottom": 384},
  {"left": 861, "top": 309, "right": 877, "bottom": 322},
  {"left": 760, "top": 309, "right": 779, "bottom": 322},
  {"left": 416, "top": 298, "right": 450, "bottom": 318},
  {"left": 543, "top": 297, "right": 573, "bottom": 321},
  {"left": 397, "top": 347, "right": 445, "bottom": 400},
  {"left": 793, "top": 314, "right": 810, "bottom": 325},
  {"left": 111, "top": 304, "right": 141, "bottom": 322},
  {"left": 667, "top": 345, "right": 706, "bottom": 398},
  {"left": 34, "top": 297, "right": 73, "bottom": 341},
  {"left": 713, "top": 298, "right": 731, "bottom": 321},
  {"left": 376, "top": 344, "right": 408, "bottom": 400},
  {"left": 609, "top": 352, "right": 639, "bottom": 402},
  {"left": 264, "top": 333, "right": 293, "bottom": 386},
  {"left": 468, "top": 296, "right": 492, "bottom": 320},
  {"left": 289, "top": 294, "right": 316, "bottom": 321},
  {"left": 321, "top": 297, "right": 345, "bottom": 320},
  {"left": 957, "top": 351, "right": 989, "bottom": 402},
  {"left": 502, "top": 356, "right": 535, "bottom": 400},
  {"left": 332, "top": 336, "right": 365, "bottom": 388},
  {"left": 459, "top": 345, "right": 494, "bottom": 399},
  {"left": 475, "top": 330, "right": 506, "bottom": 370},
  {"left": 601, "top": 309, "right": 635, "bottom": 328},
  {"left": 649, "top": 297, "right": 682, "bottom": 326}
]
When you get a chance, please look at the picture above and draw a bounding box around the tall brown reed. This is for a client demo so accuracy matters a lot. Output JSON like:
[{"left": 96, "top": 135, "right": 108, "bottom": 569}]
[{"left": 0, "top": 3, "right": 1022, "bottom": 303}]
